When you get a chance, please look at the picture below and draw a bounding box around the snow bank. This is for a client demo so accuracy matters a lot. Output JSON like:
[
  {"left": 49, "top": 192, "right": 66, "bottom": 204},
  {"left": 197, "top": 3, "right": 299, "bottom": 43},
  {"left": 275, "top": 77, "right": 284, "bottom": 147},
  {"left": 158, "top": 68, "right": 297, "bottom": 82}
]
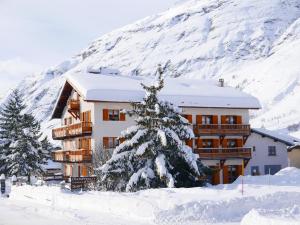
[
  {"left": 241, "top": 208, "right": 300, "bottom": 225},
  {"left": 233, "top": 167, "right": 300, "bottom": 186},
  {"left": 3, "top": 167, "right": 300, "bottom": 224}
]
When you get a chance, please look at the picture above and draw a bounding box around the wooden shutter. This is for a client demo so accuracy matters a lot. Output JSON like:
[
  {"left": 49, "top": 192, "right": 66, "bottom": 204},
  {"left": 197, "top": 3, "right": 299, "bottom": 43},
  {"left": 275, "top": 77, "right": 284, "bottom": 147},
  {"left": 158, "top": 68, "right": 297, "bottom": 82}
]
[
  {"left": 222, "top": 139, "right": 228, "bottom": 148},
  {"left": 120, "top": 112, "right": 126, "bottom": 121},
  {"left": 196, "top": 115, "right": 202, "bottom": 124},
  {"left": 103, "top": 109, "right": 109, "bottom": 121},
  {"left": 223, "top": 166, "right": 229, "bottom": 184},
  {"left": 82, "top": 165, "right": 87, "bottom": 177},
  {"left": 237, "top": 139, "right": 243, "bottom": 147},
  {"left": 183, "top": 114, "right": 193, "bottom": 123},
  {"left": 87, "top": 111, "right": 91, "bottom": 122},
  {"left": 212, "top": 115, "right": 218, "bottom": 124},
  {"left": 119, "top": 137, "right": 125, "bottom": 143},
  {"left": 221, "top": 115, "right": 227, "bottom": 124},
  {"left": 213, "top": 139, "right": 220, "bottom": 148},
  {"left": 103, "top": 137, "right": 109, "bottom": 149},
  {"left": 236, "top": 115, "right": 242, "bottom": 124},
  {"left": 185, "top": 140, "right": 193, "bottom": 148},
  {"left": 212, "top": 168, "right": 220, "bottom": 185},
  {"left": 196, "top": 138, "right": 203, "bottom": 148},
  {"left": 80, "top": 112, "right": 83, "bottom": 121}
]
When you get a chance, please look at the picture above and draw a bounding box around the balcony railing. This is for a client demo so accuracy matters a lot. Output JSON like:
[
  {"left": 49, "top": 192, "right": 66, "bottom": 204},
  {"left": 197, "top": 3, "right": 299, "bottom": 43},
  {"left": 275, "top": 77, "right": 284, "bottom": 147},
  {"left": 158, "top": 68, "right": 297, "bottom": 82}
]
[
  {"left": 52, "top": 122, "right": 92, "bottom": 140},
  {"left": 194, "top": 124, "right": 251, "bottom": 136},
  {"left": 194, "top": 147, "right": 252, "bottom": 159},
  {"left": 52, "top": 149, "right": 92, "bottom": 163},
  {"left": 68, "top": 99, "right": 80, "bottom": 111}
]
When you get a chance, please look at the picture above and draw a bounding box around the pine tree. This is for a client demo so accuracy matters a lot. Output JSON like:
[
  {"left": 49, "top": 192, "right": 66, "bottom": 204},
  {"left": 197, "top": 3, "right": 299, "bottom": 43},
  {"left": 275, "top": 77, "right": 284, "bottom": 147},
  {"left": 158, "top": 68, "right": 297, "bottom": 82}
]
[
  {"left": 98, "top": 66, "right": 206, "bottom": 192},
  {"left": 0, "top": 90, "right": 25, "bottom": 174},
  {"left": 0, "top": 90, "right": 51, "bottom": 182}
]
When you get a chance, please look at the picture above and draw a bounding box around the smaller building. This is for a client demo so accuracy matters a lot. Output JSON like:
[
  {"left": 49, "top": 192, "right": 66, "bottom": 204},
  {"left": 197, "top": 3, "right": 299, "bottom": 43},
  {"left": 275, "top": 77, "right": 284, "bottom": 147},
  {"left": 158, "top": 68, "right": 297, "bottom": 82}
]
[
  {"left": 245, "top": 128, "right": 299, "bottom": 175},
  {"left": 288, "top": 145, "right": 300, "bottom": 169}
]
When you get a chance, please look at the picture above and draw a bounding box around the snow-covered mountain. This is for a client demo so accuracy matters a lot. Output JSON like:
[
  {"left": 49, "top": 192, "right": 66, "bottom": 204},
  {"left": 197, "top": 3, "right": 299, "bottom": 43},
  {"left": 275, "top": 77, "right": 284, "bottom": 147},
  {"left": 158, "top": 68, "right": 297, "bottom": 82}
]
[{"left": 10, "top": 0, "right": 300, "bottom": 137}]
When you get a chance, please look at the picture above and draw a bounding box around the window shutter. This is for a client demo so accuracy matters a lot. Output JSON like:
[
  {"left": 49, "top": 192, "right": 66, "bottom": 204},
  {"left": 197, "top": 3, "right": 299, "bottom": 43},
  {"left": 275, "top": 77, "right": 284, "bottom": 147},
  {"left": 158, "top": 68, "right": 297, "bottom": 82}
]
[
  {"left": 236, "top": 115, "right": 242, "bottom": 124},
  {"left": 196, "top": 115, "right": 202, "bottom": 124},
  {"left": 221, "top": 115, "right": 227, "bottom": 124},
  {"left": 87, "top": 111, "right": 91, "bottom": 122},
  {"left": 213, "top": 139, "right": 219, "bottom": 148},
  {"left": 120, "top": 112, "right": 126, "bottom": 121},
  {"left": 185, "top": 139, "right": 193, "bottom": 148},
  {"left": 222, "top": 139, "right": 228, "bottom": 148},
  {"left": 237, "top": 139, "right": 243, "bottom": 147},
  {"left": 212, "top": 115, "right": 218, "bottom": 124},
  {"left": 223, "top": 166, "right": 229, "bottom": 184},
  {"left": 80, "top": 112, "right": 83, "bottom": 121},
  {"left": 196, "top": 138, "right": 203, "bottom": 148},
  {"left": 103, "top": 137, "right": 109, "bottom": 149},
  {"left": 103, "top": 109, "right": 109, "bottom": 121}
]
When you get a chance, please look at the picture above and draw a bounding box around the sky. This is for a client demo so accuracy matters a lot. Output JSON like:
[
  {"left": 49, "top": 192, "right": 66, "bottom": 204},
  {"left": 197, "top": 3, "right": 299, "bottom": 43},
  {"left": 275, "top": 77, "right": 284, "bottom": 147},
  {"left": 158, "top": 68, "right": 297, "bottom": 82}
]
[{"left": 0, "top": 0, "right": 179, "bottom": 97}]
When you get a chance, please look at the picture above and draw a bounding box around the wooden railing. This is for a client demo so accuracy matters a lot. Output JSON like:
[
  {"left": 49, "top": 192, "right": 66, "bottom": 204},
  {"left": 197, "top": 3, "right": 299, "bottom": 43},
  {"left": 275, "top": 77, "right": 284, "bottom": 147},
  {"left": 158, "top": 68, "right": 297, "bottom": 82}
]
[
  {"left": 52, "top": 122, "right": 92, "bottom": 140},
  {"left": 52, "top": 149, "right": 92, "bottom": 163},
  {"left": 194, "top": 147, "right": 252, "bottom": 159},
  {"left": 68, "top": 99, "right": 80, "bottom": 111},
  {"left": 194, "top": 124, "right": 251, "bottom": 136}
]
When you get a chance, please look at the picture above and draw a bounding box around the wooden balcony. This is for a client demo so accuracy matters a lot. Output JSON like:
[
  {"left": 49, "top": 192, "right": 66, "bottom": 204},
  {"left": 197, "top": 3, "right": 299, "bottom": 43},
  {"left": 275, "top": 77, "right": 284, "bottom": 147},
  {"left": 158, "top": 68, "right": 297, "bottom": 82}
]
[
  {"left": 52, "top": 149, "right": 92, "bottom": 163},
  {"left": 194, "top": 124, "right": 251, "bottom": 136},
  {"left": 67, "top": 99, "right": 80, "bottom": 119},
  {"left": 194, "top": 147, "right": 252, "bottom": 159},
  {"left": 52, "top": 122, "right": 92, "bottom": 140},
  {"left": 68, "top": 99, "right": 80, "bottom": 111}
]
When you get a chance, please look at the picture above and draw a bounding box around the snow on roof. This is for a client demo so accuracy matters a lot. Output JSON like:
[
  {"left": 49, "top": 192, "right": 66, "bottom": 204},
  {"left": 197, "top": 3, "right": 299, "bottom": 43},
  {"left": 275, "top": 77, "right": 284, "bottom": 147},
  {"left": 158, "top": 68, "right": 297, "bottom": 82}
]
[
  {"left": 66, "top": 72, "right": 261, "bottom": 109},
  {"left": 252, "top": 128, "right": 300, "bottom": 146}
]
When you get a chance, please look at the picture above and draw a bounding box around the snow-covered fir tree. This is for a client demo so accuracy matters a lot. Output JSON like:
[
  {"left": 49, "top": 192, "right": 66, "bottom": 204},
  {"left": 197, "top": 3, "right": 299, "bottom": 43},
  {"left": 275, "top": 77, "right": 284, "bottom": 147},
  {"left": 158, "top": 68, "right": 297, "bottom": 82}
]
[
  {"left": 0, "top": 90, "right": 51, "bottom": 181},
  {"left": 0, "top": 90, "right": 25, "bottom": 174},
  {"left": 98, "top": 66, "right": 206, "bottom": 192}
]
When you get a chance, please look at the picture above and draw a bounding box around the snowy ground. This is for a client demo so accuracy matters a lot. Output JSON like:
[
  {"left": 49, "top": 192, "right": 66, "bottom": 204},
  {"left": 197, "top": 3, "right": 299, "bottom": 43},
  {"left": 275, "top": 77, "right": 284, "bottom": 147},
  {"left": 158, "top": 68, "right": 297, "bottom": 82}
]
[{"left": 1, "top": 167, "right": 300, "bottom": 225}]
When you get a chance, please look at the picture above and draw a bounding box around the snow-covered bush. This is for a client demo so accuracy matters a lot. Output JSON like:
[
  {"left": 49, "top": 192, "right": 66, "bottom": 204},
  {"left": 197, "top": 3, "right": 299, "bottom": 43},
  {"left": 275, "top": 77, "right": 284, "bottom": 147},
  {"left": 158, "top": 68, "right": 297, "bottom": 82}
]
[{"left": 97, "top": 66, "right": 207, "bottom": 192}]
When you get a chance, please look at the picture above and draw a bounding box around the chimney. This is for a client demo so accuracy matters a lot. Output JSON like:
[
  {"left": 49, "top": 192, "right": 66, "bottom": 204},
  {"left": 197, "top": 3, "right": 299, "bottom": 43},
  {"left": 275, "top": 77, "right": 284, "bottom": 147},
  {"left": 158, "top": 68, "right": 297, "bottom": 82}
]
[{"left": 219, "top": 78, "right": 224, "bottom": 87}]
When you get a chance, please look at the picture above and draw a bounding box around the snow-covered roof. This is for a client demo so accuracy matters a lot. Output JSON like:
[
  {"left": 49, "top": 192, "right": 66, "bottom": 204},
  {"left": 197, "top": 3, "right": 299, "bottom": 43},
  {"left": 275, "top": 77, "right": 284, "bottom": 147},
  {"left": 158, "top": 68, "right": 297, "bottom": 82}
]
[
  {"left": 69, "top": 73, "right": 260, "bottom": 107},
  {"left": 252, "top": 128, "right": 300, "bottom": 146},
  {"left": 52, "top": 72, "right": 261, "bottom": 118}
]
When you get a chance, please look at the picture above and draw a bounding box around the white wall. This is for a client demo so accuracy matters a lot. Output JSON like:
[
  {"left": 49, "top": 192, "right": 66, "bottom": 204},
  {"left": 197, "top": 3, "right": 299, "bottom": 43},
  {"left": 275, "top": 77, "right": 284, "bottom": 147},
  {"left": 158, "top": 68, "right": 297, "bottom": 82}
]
[{"left": 245, "top": 132, "right": 289, "bottom": 175}]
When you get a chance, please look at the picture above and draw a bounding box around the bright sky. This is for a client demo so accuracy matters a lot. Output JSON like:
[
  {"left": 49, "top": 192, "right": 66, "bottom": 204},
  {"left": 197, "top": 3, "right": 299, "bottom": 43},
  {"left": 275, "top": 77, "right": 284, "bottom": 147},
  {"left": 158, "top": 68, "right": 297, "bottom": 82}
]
[{"left": 0, "top": 0, "right": 179, "bottom": 97}]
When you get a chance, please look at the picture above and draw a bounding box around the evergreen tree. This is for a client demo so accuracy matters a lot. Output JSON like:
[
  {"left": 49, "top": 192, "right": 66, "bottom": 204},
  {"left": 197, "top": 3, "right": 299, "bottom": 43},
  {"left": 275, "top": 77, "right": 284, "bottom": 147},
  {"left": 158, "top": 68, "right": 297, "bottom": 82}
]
[
  {"left": 98, "top": 66, "right": 206, "bottom": 192},
  {"left": 0, "top": 90, "right": 50, "bottom": 181},
  {"left": 0, "top": 90, "right": 25, "bottom": 174}
]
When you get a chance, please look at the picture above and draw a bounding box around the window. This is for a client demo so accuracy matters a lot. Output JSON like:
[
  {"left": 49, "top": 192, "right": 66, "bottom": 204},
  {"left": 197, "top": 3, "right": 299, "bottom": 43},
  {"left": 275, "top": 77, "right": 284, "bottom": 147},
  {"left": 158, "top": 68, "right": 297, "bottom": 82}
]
[
  {"left": 202, "top": 115, "right": 213, "bottom": 125},
  {"left": 103, "top": 109, "right": 126, "bottom": 121},
  {"left": 228, "top": 139, "right": 237, "bottom": 148},
  {"left": 264, "top": 165, "right": 281, "bottom": 175},
  {"left": 202, "top": 139, "right": 213, "bottom": 148},
  {"left": 80, "top": 111, "right": 91, "bottom": 122},
  {"left": 103, "top": 137, "right": 119, "bottom": 149},
  {"left": 253, "top": 146, "right": 256, "bottom": 152},
  {"left": 226, "top": 116, "right": 237, "bottom": 124},
  {"left": 268, "top": 146, "right": 276, "bottom": 156},
  {"left": 109, "top": 110, "right": 120, "bottom": 121},
  {"left": 251, "top": 166, "right": 260, "bottom": 176}
]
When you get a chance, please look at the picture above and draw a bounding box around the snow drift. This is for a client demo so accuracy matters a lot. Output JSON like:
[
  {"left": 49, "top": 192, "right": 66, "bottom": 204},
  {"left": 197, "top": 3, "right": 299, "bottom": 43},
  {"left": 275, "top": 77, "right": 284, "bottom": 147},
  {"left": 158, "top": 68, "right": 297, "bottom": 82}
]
[{"left": 1, "top": 167, "right": 300, "bottom": 224}]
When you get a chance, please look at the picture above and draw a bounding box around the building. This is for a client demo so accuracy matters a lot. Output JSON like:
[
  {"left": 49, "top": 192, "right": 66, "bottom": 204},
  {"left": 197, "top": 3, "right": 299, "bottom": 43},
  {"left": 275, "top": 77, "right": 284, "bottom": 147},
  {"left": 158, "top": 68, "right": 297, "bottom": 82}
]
[
  {"left": 288, "top": 145, "right": 300, "bottom": 169},
  {"left": 50, "top": 72, "right": 260, "bottom": 184},
  {"left": 245, "top": 128, "right": 299, "bottom": 175}
]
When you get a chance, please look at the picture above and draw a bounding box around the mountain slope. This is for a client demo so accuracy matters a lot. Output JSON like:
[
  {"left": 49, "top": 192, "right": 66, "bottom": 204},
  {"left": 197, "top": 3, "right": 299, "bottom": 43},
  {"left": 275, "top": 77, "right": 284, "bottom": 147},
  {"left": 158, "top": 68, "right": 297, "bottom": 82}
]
[{"left": 11, "top": 0, "right": 300, "bottom": 137}]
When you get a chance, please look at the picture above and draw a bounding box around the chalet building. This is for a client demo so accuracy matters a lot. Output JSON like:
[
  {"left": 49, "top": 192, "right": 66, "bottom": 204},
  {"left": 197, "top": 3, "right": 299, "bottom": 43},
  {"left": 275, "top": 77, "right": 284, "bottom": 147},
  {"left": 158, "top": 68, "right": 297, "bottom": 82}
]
[
  {"left": 245, "top": 128, "right": 299, "bottom": 175},
  {"left": 50, "top": 73, "right": 260, "bottom": 185}
]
